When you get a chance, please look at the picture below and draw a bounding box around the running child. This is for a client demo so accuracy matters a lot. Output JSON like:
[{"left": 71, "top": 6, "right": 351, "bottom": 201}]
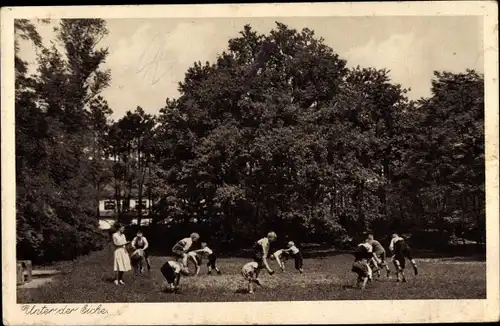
[
  {"left": 366, "top": 233, "right": 390, "bottom": 278},
  {"left": 241, "top": 261, "right": 263, "bottom": 294},
  {"left": 286, "top": 241, "right": 304, "bottom": 274},
  {"left": 160, "top": 260, "right": 190, "bottom": 293},
  {"left": 353, "top": 240, "right": 374, "bottom": 281},
  {"left": 188, "top": 242, "right": 221, "bottom": 276},
  {"left": 389, "top": 233, "right": 418, "bottom": 282},
  {"left": 171, "top": 233, "right": 200, "bottom": 267}
]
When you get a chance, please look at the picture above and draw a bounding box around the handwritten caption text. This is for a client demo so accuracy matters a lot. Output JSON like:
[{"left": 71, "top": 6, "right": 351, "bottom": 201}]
[{"left": 22, "top": 304, "right": 108, "bottom": 316}]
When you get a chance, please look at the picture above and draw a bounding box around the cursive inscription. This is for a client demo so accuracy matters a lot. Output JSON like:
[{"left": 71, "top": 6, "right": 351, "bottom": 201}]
[
  {"left": 21, "top": 304, "right": 108, "bottom": 316},
  {"left": 136, "top": 32, "right": 173, "bottom": 85}
]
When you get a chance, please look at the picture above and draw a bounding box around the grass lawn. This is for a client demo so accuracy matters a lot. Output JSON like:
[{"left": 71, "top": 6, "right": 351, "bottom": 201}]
[{"left": 17, "top": 248, "right": 486, "bottom": 303}]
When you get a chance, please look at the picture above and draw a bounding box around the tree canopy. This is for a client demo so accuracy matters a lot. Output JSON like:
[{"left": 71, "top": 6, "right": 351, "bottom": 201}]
[{"left": 15, "top": 20, "right": 485, "bottom": 261}]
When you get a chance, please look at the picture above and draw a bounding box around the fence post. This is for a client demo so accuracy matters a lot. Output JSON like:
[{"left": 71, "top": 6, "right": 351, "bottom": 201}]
[
  {"left": 20, "top": 260, "right": 33, "bottom": 283},
  {"left": 17, "top": 262, "right": 24, "bottom": 286}
]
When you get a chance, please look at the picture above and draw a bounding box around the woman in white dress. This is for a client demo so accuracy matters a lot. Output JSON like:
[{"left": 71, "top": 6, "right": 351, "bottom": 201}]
[{"left": 112, "top": 224, "right": 131, "bottom": 285}]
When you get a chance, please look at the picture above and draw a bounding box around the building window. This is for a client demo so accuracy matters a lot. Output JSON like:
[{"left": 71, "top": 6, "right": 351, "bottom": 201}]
[
  {"left": 135, "top": 200, "right": 147, "bottom": 210},
  {"left": 104, "top": 200, "right": 116, "bottom": 211},
  {"left": 122, "top": 200, "right": 130, "bottom": 212}
]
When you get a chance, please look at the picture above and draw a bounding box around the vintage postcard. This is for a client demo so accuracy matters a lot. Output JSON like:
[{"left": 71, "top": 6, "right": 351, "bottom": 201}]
[{"left": 1, "top": 1, "right": 499, "bottom": 325}]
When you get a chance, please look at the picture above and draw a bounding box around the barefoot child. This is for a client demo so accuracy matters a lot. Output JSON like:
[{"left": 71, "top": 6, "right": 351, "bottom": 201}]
[
  {"left": 241, "top": 261, "right": 263, "bottom": 294},
  {"left": 189, "top": 242, "right": 221, "bottom": 275},
  {"left": 172, "top": 233, "right": 200, "bottom": 267},
  {"left": 160, "top": 260, "right": 190, "bottom": 292}
]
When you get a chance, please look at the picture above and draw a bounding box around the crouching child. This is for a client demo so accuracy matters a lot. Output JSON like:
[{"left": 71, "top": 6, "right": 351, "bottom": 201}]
[
  {"left": 351, "top": 258, "right": 371, "bottom": 290},
  {"left": 130, "top": 248, "right": 147, "bottom": 276},
  {"left": 160, "top": 260, "right": 190, "bottom": 293},
  {"left": 351, "top": 240, "right": 374, "bottom": 289},
  {"left": 241, "top": 261, "right": 263, "bottom": 294}
]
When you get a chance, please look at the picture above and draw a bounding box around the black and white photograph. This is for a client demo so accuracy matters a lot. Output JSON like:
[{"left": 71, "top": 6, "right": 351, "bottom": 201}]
[{"left": 2, "top": 2, "right": 499, "bottom": 325}]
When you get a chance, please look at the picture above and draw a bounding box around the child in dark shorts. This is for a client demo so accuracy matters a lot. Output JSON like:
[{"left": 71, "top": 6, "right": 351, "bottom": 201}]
[
  {"left": 286, "top": 241, "right": 304, "bottom": 273},
  {"left": 352, "top": 241, "right": 374, "bottom": 288},
  {"left": 351, "top": 258, "right": 370, "bottom": 290},
  {"left": 389, "top": 233, "right": 418, "bottom": 282},
  {"left": 171, "top": 233, "right": 200, "bottom": 267},
  {"left": 160, "top": 260, "right": 190, "bottom": 292},
  {"left": 252, "top": 232, "right": 277, "bottom": 276},
  {"left": 190, "top": 242, "right": 221, "bottom": 275},
  {"left": 366, "top": 234, "right": 390, "bottom": 278}
]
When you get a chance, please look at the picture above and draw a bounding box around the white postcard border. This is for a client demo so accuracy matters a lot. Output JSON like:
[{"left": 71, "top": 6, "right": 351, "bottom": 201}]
[{"left": 2, "top": 2, "right": 498, "bottom": 325}]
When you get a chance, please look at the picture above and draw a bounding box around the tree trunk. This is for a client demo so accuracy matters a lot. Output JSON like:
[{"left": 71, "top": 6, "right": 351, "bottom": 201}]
[{"left": 137, "top": 145, "right": 143, "bottom": 227}]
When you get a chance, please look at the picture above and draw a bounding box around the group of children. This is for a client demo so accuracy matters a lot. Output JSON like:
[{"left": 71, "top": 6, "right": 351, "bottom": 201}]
[
  {"left": 156, "top": 231, "right": 305, "bottom": 293},
  {"left": 351, "top": 233, "right": 419, "bottom": 289},
  {"left": 160, "top": 232, "right": 221, "bottom": 292},
  {"left": 240, "top": 232, "right": 305, "bottom": 293},
  {"left": 129, "top": 228, "right": 418, "bottom": 293}
]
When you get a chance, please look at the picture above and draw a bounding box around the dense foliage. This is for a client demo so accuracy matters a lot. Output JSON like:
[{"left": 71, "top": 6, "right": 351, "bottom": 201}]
[
  {"left": 15, "top": 21, "right": 485, "bottom": 262},
  {"left": 15, "top": 19, "right": 112, "bottom": 263}
]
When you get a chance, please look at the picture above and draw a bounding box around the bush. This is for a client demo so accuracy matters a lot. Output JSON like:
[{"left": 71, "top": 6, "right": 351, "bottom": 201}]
[{"left": 16, "top": 213, "right": 107, "bottom": 264}]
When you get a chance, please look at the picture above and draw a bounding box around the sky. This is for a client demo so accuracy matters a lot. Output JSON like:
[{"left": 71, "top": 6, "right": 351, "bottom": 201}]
[{"left": 18, "top": 16, "right": 483, "bottom": 120}]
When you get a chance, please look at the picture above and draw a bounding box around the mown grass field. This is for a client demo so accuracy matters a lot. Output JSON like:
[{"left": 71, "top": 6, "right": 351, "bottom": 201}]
[{"left": 17, "top": 248, "right": 486, "bottom": 303}]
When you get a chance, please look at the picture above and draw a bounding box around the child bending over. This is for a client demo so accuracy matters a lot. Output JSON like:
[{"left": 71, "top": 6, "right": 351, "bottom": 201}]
[
  {"left": 252, "top": 231, "right": 278, "bottom": 276},
  {"left": 241, "top": 261, "right": 263, "bottom": 294},
  {"left": 272, "top": 241, "right": 304, "bottom": 273},
  {"left": 188, "top": 242, "right": 221, "bottom": 275},
  {"left": 171, "top": 232, "right": 200, "bottom": 267},
  {"left": 160, "top": 260, "right": 190, "bottom": 293}
]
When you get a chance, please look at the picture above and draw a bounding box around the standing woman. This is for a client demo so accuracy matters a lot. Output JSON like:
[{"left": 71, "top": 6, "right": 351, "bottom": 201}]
[{"left": 112, "top": 224, "right": 132, "bottom": 285}]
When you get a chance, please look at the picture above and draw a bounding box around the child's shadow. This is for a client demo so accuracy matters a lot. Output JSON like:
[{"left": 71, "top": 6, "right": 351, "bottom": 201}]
[
  {"left": 341, "top": 284, "right": 358, "bottom": 290},
  {"left": 102, "top": 276, "right": 116, "bottom": 283},
  {"left": 235, "top": 288, "right": 249, "bottom": 294}
]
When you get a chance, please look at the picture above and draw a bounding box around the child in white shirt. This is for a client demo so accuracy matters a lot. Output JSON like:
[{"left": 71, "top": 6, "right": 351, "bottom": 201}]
[
  {"left": 252, "top": 231, "right": 278, "bottom": 276},
  {"left": 271, "top": 241, "right": 304, "bottom": 273},
  {"left": 287, "top": 241, "right": 304, "bottom": 274},
  {"left": 271, "top": 249, "right": 288, "bottom": 271},
  {"left": 241, "top": 261, "right": 263, "bottom": 294},
  {"left": 171, "top": 233, "right": 200, "bottom": 267},
  {"left": 189, "top": 242, "right": 221, "bottom": 275}
]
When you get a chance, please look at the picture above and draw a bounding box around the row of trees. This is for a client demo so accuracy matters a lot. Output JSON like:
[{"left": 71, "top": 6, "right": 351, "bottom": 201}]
[{"left": 15, "top": 19, "right": 485, "bottom": 262}]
